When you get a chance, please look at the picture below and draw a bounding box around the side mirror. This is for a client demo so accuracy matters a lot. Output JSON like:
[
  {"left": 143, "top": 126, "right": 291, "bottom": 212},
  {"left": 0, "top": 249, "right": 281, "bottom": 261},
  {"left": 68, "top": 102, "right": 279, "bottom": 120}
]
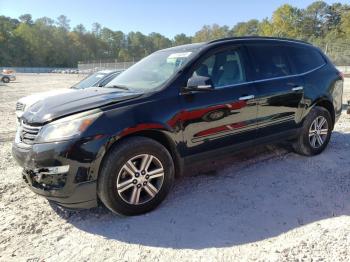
[{"left": 184, "top": 76, "right": 214, "bottom": 92}]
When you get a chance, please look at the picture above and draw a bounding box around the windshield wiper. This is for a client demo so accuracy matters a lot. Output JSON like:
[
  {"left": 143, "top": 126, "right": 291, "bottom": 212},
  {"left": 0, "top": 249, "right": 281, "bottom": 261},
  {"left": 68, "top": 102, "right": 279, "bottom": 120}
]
[{"left": 107, "top": 85, "right": 129, "bottom": 90}]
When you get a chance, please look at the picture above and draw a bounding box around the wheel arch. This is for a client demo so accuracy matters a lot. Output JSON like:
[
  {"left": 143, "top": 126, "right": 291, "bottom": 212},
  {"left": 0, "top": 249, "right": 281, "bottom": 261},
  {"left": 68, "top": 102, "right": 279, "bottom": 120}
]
[
  {"left": 98, "top": 129, "right": 184, "bottom": 180},
  {"left": 311, "top": 98, "right": 335, "bottom": 128}
]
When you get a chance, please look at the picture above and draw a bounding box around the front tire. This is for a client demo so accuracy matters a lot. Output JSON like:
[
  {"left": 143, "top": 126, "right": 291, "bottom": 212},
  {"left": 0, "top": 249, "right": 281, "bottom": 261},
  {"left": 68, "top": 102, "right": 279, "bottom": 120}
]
[
  {"left": 293, "top": 106, "right": 332, "bottom": 156},
  {"left": 2, "top": 77, "right": 10, "bottom": 83},
  {"left": 97, "top": 137, "right": 175, "bottom": 216}
]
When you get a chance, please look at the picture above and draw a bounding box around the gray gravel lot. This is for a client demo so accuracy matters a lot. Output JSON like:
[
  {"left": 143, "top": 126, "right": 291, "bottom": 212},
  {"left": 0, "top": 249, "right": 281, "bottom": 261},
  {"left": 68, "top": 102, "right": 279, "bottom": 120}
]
[{"left": 0, "top": 74, "right": 350, "bottom": 261}]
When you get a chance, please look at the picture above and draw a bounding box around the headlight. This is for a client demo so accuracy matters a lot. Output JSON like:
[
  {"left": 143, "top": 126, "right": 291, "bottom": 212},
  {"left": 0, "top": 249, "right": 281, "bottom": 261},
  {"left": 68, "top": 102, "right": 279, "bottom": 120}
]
[{"left": 36, "top": 111, "right": 102, "bottom": 143}]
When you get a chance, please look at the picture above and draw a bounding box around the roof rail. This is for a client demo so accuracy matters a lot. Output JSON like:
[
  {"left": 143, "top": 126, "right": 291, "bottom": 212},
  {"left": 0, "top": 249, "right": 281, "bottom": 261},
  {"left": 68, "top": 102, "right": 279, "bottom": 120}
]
[{"left": 208, "top": 36, "right": 311, "bottom": 45}]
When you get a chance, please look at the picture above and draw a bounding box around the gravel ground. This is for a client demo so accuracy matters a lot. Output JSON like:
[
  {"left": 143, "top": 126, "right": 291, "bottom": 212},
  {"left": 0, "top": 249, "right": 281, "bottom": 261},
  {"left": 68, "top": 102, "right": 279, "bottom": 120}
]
[{"left": 0, "top": 74, "right": 350, "bottom": 261}]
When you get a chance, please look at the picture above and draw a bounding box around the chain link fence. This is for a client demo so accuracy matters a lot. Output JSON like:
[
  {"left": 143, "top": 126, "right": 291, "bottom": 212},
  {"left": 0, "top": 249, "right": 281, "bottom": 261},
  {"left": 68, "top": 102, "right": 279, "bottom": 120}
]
[
  {"left": 0, "top": 60, "right": 137, "bottom": 74},
  {"left": 77, "top": 60, "right": 136, "bottom": 73},
  {"left": 323, "top": 41, "right": 350, "bottom": 69},
  {"left": 0, "top": 67, "right": 77, "bottom": 73},
  {"left": 79, "top": 43, "right": 350, "bottom": 74}
]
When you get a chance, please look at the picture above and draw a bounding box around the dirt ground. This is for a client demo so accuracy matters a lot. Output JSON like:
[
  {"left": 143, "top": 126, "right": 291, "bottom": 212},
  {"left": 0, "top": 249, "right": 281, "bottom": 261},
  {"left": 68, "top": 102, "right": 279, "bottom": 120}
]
[{"left": 0, "top": 73, "right": 350, "bottom": 261}]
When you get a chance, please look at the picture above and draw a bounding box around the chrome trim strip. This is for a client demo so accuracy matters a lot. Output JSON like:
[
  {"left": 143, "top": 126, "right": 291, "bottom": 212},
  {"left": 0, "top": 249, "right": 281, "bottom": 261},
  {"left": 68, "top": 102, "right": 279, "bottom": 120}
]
[
  {"left": 17, "top": 121, "right": 42, "bottom": 145},
  {"left": 201, "top": 63, "right": 326, "bottom": 91},
  {"left": 257, "top": 116, "right": 295, "bottom": 129},
  {"left": 251, "top": 63, "right": 326, "bottom": 84},
  {"left": 191, "top": 122, "right": 257, "bottom": 142},
  {"left": 197, "top": 85, "right": 212, "bottom": 88},
  {"left": 239, "top": 95, "right": 255, "bottom": 101},
  {"left": 210, "top": 38, "right": 313, "bottom": 47},
  {"left": 292, "top": 86, "right": 304, "bottom": 91},
  {"left": 21, "top": 122, "right": 41, "bottom": 130}
]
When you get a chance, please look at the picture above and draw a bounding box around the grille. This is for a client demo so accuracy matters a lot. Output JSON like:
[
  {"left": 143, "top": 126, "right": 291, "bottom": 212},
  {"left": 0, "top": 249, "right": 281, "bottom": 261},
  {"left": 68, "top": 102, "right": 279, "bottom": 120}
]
[
  {"left": 20, "top": 122, "right": 41, "bottom": 145},
  {"left": 16, "top": 102, "right": 25, "bottom": 111}
]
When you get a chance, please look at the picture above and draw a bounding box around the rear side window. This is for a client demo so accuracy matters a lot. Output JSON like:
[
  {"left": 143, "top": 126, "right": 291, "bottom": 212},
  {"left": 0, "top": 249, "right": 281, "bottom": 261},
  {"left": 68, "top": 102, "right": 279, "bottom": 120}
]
[
  {"left": 247, "top": 44, "right": 292, "bottom": 80},
  {"left": 286, "top": 45, "right": 325, "bottom": 74}
]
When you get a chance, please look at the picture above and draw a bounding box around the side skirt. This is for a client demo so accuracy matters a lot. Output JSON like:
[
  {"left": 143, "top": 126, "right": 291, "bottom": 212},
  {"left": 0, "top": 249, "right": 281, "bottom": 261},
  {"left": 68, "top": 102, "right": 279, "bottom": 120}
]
[{"left": 183, "top": 128, "right": 300, "bottom": 165}]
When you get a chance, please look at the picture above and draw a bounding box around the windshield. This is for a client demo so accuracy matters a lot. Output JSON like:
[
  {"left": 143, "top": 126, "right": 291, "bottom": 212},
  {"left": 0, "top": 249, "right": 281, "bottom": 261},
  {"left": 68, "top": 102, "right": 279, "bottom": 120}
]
[
  {"left": 73, "top": 72, "right": 109, "bottom": 89},
  {"left": 106, "top": 48, "right": 200, "bottom": 92}
]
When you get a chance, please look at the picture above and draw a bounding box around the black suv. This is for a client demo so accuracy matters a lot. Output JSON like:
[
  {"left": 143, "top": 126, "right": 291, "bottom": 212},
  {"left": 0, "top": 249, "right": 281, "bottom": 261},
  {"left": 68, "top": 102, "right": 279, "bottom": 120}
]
[{"left": 12, "top": 37, "right": 343, "bottom": 216}]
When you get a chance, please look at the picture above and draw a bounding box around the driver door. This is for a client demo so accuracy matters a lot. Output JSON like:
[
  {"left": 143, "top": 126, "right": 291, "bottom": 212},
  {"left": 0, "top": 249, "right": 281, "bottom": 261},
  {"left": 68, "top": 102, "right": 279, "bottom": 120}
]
[{"left": 179, "top": 45, "right": 258, "bottom": 157}]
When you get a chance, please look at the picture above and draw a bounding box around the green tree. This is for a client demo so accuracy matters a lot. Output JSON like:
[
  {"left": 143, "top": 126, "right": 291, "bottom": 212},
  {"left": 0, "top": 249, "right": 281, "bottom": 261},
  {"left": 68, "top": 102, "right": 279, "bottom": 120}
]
[
  {"left": 173, "top": 33, "right": 192, "bottom": 46},
  {"left": 340, "top": 10, "right": 350, "bottom": 37},
  {"left": 148, "top": 32, "right": 172, "bottom": 53},
  {"left": 127, "top": 31, "right": 147, "bottom": 60},
  {"left": 118, "top": 48, "right": 131, "bottom": 62},
  {"left": 92, "top": 22, "right": 102, "bottom": 37},
  {"left": 18, "top": 14, "right": 33, "bottom": 24},
  {"left": 301, "top": 1, "right": 329, "bottom": 38},
  {"left": 271, "top": 4, "right": 302, "bottom": 38},
  {"left": 73, "top": 24, "right": 87, "bottom": 34},
  {"left": 258, "top": 18, "right": 273, "bottom": 36},
  {"left": 1, "top": 2, "right": 350, "bottom": 67},
  {"left": 57, "top": 15, "right": 70, "bottom": 31},
  {"left": 0, "top": 16, "right": 20, "bottom": 65},
  {"left": 193, "top": 24, "right": 230, "bottom": 42},
  {"left": 231, "top": 19, "right": 259, "bottom": 36}
]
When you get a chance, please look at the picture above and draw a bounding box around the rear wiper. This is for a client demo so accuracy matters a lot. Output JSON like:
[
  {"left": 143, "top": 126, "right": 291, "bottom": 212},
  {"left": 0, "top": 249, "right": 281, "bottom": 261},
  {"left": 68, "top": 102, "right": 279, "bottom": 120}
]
[{"left": 108, "top": 85, "right": 129, "bottom": 90}]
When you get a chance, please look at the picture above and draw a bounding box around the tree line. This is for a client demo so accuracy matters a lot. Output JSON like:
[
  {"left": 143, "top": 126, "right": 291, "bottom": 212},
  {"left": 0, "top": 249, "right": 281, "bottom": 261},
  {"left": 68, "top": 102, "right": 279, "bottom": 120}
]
[{"left": 1, "top": 1, "right": 350, "bottom": 67}]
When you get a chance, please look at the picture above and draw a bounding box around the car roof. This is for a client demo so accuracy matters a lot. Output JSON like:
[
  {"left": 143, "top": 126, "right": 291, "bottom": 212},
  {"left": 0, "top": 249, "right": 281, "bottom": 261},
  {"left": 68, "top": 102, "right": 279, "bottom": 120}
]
[
  {"left": 160, "top": 37, "right": 313, "bottom": 54},
  {"left": 207, "top": 36, "right": 312, "bottom": 46},
  {"left": 158, "top": 42, "right": 206, "bottom": 52}
]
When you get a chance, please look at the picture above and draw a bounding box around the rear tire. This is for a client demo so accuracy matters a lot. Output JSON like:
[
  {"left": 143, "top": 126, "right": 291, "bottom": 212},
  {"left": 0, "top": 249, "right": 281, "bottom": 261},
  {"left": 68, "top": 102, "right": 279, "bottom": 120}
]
[
  {"left": 293, "top": 106, "right": 332, "bottom": 156},
  {"left": 97, "top": 136, "right": 175, "bottom": 216}
]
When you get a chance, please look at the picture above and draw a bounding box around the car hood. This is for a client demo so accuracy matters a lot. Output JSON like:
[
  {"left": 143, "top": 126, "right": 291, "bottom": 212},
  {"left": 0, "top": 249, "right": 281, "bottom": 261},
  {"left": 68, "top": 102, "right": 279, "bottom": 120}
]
[
  {"left": 21, "top": 87, "right": 142, "bottom": 124},
  {"left": 18, "top": 88, "right": 75, "bottom": 108}
]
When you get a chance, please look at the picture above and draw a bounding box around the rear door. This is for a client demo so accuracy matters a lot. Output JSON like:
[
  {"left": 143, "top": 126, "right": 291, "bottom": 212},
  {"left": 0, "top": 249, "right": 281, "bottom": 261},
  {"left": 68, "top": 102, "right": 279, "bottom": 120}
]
[{"left": 246, "top": 42, "right": 305, "bottom": 137}]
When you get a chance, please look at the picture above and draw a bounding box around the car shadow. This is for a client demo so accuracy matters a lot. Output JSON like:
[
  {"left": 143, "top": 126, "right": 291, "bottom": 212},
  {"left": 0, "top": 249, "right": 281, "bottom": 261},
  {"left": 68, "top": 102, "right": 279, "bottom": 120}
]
[{"left": 53, "top": 131, "right": 350, "bottom": 249}]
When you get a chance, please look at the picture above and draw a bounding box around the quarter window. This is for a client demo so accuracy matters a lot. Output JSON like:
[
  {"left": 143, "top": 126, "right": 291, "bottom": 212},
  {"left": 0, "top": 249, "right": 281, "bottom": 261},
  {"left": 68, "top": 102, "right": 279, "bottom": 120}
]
[
  {"left": 192, "top": 49, "right": 246, "bottom": 88},
  {"left": 287, "top": 46, "right": 325, "bottom": 74},
  {"left": 248, "top": 44, "right": 292, "bottom": 80}
]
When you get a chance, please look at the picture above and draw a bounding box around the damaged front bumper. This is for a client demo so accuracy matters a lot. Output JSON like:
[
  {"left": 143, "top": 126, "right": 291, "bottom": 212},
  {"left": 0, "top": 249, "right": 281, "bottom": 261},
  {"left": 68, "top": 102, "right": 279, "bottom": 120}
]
[{"left": 12, "top": 138, "right": 106, "bottom": 209}]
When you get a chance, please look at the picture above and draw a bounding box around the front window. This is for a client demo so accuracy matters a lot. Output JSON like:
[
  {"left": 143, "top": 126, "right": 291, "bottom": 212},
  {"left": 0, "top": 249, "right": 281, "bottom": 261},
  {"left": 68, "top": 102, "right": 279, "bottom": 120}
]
[
  {"left": 191, "top": 48, "right": 246, "bottom": 88},
  {"left": 106, "top": 47, "right": 201, "bottom": 92}
]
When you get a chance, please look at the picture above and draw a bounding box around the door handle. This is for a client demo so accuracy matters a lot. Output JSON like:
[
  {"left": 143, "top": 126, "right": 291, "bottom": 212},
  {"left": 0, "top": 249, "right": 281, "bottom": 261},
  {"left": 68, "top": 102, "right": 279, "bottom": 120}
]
[
  {"left": 239, "top": 95, "right": 255, "bottom": 101},
  {"left": 292, "top": 86, "right": 303, "bottom": 91}
]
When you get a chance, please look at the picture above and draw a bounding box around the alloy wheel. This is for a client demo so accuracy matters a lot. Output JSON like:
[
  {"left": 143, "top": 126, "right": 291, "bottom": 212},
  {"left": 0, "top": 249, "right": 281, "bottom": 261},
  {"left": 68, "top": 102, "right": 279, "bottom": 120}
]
[
  {"left": 116, "top": 154, "right": 164, "bottom": 205},
  {"left": 308, "top": 116, "right": 329, "bottom": 148}
]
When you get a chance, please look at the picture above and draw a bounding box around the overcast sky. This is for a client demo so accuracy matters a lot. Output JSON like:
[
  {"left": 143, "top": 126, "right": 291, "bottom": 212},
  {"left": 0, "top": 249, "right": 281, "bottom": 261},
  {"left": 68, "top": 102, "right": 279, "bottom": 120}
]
[{"left": 1, "top": 0, "right": 348, "bottom": 38}]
